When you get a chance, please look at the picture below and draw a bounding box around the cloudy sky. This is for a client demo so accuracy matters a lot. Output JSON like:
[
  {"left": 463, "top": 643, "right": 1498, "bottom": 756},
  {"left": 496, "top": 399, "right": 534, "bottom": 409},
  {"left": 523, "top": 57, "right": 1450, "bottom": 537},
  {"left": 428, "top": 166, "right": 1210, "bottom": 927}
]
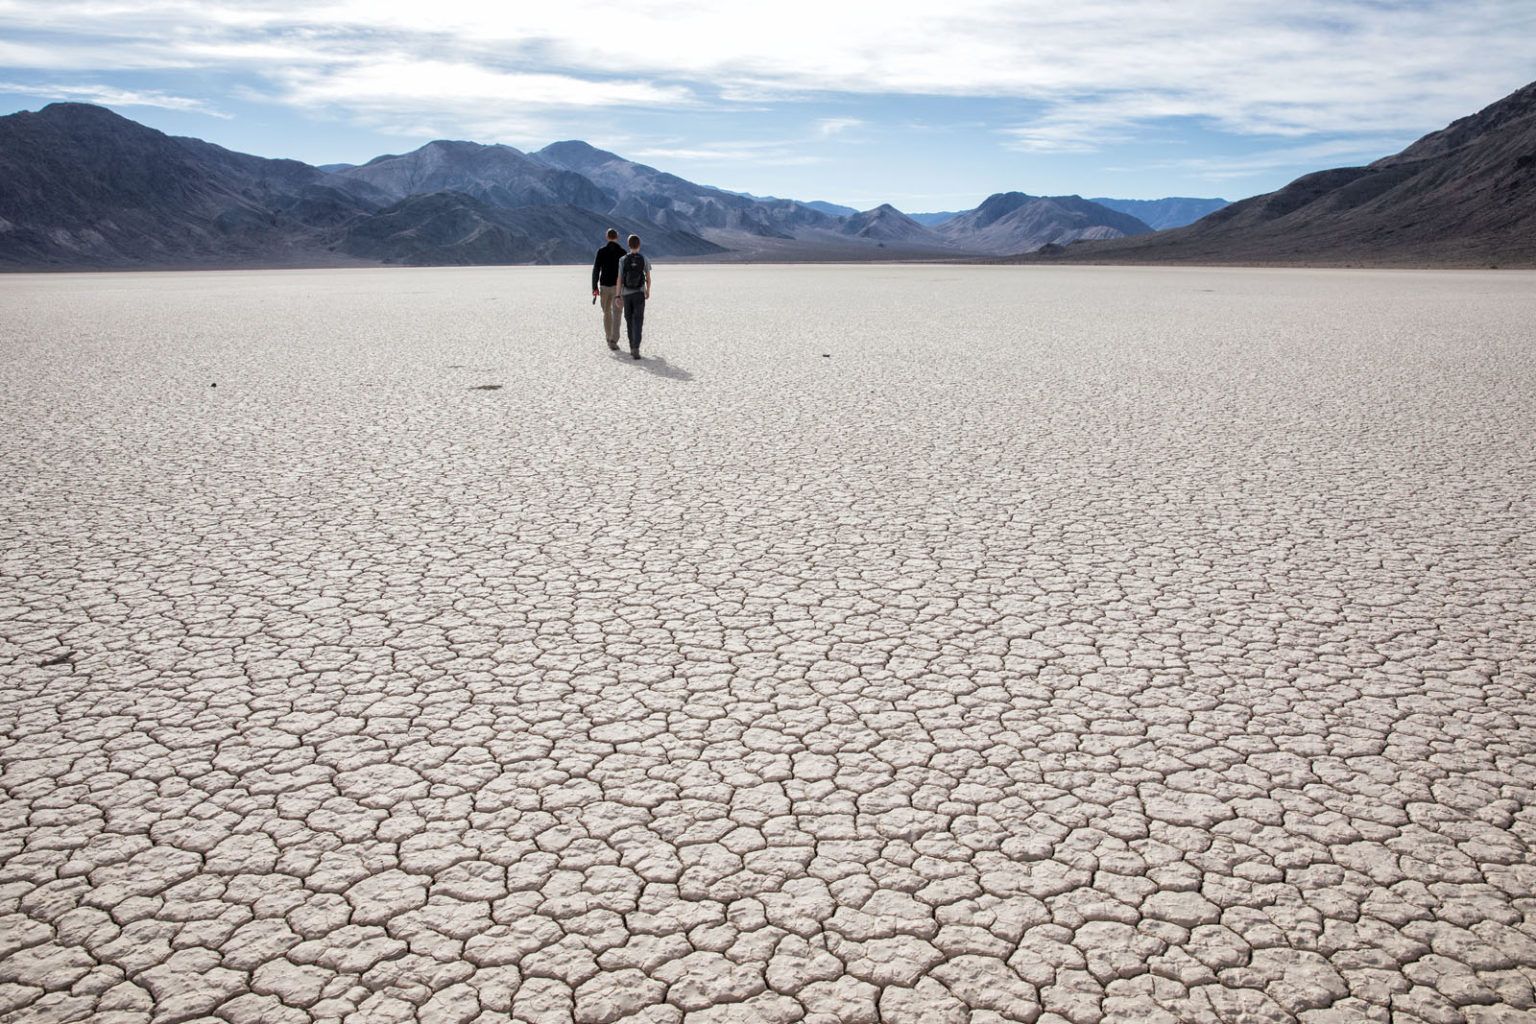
[{"left": 2, "top": 1, "right": 1532, "bottom": 210}]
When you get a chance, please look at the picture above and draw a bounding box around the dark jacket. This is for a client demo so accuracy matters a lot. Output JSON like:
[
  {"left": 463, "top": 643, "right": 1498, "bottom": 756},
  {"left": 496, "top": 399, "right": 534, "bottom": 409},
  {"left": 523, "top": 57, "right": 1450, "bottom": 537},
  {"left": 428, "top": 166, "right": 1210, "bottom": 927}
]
[{"left": 592, "top": 240, "right": 625, "bottom": 290}]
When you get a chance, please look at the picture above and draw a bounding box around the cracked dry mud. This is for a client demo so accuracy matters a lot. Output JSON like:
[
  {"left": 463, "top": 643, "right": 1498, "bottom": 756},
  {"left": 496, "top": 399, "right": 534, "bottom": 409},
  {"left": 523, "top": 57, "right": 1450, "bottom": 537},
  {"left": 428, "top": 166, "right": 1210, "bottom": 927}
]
[{"left": 1, "top": 264, "right": 1534, "bottom": 1024}]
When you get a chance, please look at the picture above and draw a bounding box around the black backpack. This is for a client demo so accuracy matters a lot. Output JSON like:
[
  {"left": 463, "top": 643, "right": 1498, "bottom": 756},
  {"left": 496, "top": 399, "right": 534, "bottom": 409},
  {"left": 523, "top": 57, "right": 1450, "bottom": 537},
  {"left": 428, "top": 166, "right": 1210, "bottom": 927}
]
[{"left": 621, "top": 252, "right": 646, "bottom": 290}]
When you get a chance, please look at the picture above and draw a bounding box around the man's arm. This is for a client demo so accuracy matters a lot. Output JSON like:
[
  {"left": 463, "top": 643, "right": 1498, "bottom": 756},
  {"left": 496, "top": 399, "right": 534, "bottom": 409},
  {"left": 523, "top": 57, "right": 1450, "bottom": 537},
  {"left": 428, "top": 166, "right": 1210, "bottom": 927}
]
[
  {"left": 645, "top": 257, "right": 652, "bottom": 298},
  {"left": 591, "top": 250, "right": 602, "bottom": 294}
]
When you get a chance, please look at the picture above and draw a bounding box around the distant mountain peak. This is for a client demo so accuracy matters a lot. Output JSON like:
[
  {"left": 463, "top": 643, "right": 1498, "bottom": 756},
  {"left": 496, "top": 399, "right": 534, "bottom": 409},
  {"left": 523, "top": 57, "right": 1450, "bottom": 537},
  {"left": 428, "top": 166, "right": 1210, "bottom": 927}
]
[
  {"left": 969, "top": 192, "right": 1039, "bottom": 227},
  {"left": 804, "top": 200, "right": 858, "bottom": 218},
  {"left": 34, "top": 101, "right": 136, "bottom": 124},
  {"left": 1088, "top": 196, "right": 1230, "bottom": 230},
  {"left": 336, "top": 138, "right": 611, "bottom": 210},
  {"left": 536, "top": 140, "right": 627, "bottom": 169},
  {"left": 936, "top": 193, "right": 1152, "bottom": 254},
  {"left": 841, "top": 204, "right": 933, "bottom": 242}
]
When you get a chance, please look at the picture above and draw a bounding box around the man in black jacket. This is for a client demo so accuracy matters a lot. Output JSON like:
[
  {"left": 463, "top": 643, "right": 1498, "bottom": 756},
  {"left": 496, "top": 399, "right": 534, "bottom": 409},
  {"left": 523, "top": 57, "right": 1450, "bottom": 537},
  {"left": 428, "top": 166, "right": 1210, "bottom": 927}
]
[
  {"left": 590, "top": 228, "right": 625, "bottom": 351},
  {"left": 617, "top": 234, "right": 652, "bottom": 360}
]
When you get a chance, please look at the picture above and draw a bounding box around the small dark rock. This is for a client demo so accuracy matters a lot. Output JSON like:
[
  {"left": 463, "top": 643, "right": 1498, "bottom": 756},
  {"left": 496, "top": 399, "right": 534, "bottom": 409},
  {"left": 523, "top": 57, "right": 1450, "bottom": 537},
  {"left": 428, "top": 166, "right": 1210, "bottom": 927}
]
[
  {"left": 469, "top": 384, "right": 503, "bottom": 391},
  {"left": 39, "top": 651, "right": 73, "bottom": 667}
]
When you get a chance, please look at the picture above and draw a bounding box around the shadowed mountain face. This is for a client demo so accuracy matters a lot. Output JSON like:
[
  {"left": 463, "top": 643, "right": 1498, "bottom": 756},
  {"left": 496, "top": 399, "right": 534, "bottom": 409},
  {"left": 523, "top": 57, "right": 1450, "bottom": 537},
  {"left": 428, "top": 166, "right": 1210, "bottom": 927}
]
[
  {"left": 936, "top": 192, "right": 1154, "bottom": 254},
  {"left": 336, "top": 192, "right": 722, "bottom": 266},
  {"left": 1089, "top": 197, "right": 1230, "bottom": 230},
  {"left": 1040, "top": 81, "right": 1536, "bottom": 266},
  {"left": 0, "top": 103, "right": 384, "bottom": 267}
]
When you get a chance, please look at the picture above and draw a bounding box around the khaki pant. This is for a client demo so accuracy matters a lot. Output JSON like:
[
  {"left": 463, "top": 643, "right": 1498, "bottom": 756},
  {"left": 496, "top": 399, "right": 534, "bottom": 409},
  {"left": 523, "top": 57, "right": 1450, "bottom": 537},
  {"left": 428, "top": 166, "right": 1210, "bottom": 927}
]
[{"left": 598, "top": 284, "right": 621, "bottom": 345}]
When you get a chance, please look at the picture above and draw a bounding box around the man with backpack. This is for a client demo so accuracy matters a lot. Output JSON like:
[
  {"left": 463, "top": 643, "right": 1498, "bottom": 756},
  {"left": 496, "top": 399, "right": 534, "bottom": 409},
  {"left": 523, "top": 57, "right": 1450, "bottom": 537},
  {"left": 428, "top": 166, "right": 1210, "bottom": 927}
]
[
  {"left": 590, "top": 228, "right": 626, "bottom": 351},
  {"left": 617, "top": 234, "right": 651, "bottom": 360}
]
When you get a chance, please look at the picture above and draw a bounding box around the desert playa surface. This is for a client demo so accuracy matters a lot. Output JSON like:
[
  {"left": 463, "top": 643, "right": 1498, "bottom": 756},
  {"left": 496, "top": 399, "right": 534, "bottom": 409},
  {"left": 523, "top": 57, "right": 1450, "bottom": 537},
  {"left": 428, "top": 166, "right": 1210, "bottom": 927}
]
[{"left": 2, "top": 264, "right": 1534, "bottom": 1022}]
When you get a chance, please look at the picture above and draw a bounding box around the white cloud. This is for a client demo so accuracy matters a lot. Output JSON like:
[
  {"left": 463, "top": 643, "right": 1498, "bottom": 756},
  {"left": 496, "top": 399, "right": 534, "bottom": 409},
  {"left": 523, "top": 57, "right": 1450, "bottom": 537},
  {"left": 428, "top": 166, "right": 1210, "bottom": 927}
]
[
  {"left": 1, "top": 0, "right": 1532, "bottom": 151},
  {"left": 0, "top": 80, "right": 227, "bottom": 115},
  {"left": 631, "top": 140, "right": 823, "bottom": 166},
  {"left": 815, "top": 117, "right": 863, "bottom": 138},
  {"left": 260, "top": 58, "right": 691, "bottom": 141},
  {"left": 633, "top": 147, "right": 762, "bottom": 161},
  {"left": 1135, "top": 138, "right": 1413, "bottom": 179},
  {"left": 274, "top": 61, "right": 688, "bottom": 110},
  {"left": 0, "top": 36, "right": 194, "bottom": 70}
]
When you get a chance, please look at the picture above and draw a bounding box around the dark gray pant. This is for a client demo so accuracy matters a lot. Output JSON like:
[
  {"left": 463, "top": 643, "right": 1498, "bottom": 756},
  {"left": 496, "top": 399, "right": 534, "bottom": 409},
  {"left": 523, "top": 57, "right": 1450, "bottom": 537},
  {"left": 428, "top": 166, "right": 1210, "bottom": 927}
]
[{"left": 622, "top": 292, "right": 646, "bottom": 351}]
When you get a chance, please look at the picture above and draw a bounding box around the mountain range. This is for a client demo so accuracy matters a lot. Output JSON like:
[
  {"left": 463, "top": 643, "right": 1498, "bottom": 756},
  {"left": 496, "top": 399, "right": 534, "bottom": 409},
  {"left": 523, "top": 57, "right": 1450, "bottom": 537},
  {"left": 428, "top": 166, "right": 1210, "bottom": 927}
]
[
  {"left": 910, "top": 197, "right": 1226, "bottom": 230},
  {"left": 1030, "top": 81, "right": 1536, "bottom": 267},
  {"left": 3, "top": 79, "right": 1531, "bottom": 270},
  {"left": 1087, "top": 197, "right": 1231, "bottom": 230},
  {"left": 934, "top": 192, "right": 1155, "bottom": 252},
  {"left": 0, "top": 104, "right": 1168, "bottom": 269}
]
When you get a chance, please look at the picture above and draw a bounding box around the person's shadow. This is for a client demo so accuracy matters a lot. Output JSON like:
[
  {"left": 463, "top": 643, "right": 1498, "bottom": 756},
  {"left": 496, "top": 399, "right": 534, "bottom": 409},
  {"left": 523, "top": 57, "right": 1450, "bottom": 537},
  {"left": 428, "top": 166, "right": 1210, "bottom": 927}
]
[{"left": 611, "top": 351, "right": 694, "bottom": 382}]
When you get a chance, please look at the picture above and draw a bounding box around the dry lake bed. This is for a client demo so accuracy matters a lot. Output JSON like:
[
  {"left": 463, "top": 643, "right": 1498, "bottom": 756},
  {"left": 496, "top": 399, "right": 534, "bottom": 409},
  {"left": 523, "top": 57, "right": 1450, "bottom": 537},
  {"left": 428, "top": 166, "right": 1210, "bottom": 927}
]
[{"left": 2, "top": 264, "right": 1534, "bottom": 1023}]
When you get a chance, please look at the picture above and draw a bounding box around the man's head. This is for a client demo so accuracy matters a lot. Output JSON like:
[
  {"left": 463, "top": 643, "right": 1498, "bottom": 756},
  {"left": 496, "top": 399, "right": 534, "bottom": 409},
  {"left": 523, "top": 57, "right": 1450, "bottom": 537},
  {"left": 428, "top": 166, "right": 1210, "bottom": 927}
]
[
  {"left": 628, "top": 234, "right": 641, "bottom": 251},
  {"left": 606, "top": 229, "right": 619, "bottom": 242}
]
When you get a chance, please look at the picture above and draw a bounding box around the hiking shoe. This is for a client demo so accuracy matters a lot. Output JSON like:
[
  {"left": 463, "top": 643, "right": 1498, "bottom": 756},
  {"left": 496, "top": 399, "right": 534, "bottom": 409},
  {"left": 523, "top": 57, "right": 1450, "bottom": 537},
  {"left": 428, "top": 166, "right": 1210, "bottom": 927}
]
[
  {"left": 631, "top": 350, "right": 641, "bottom": 360},
  {"left": 607, "top": 341, "right": 619, "bottom": 351}
]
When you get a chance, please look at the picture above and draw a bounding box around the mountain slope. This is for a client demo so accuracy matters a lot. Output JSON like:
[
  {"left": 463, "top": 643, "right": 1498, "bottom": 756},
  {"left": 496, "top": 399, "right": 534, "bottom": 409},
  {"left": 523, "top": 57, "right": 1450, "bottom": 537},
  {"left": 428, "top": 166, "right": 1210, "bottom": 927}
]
[
  {"left": 535, "top": 140, "right": 838, "bottom": 239},
  {"left": 840, "top": 204, "right": 941, "bottom": 243},
  {"left": 336, "top": 192, "right": 723, "bottom": 266},
  {"left": 0, "top": 103, "right": 383, "bottom": 267},
  {"left": 908, "top": 211, "right": 962, "bottom": 227},
  {"left": 804, "top": 201, "right": 859, "bottom": 218},
  {"left": 1039, "top": 81, "right": 1536, "bottom": 266},
  {"left": 1088, "top": 197, "right": 1229, "bottom": 230},
  {"left": 338, "top": 140, "right": 611, "bottom": 211},
  {"left": 937, "top": 193, "right": 1153, "bottom": 254}
]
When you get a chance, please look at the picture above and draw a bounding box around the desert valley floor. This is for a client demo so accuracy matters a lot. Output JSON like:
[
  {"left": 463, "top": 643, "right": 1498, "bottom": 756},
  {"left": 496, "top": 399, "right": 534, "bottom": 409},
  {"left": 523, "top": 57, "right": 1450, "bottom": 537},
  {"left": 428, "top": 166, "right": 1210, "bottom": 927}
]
[{"left": 2, "top": 264, "right": 1534, "bottom": 1023}]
